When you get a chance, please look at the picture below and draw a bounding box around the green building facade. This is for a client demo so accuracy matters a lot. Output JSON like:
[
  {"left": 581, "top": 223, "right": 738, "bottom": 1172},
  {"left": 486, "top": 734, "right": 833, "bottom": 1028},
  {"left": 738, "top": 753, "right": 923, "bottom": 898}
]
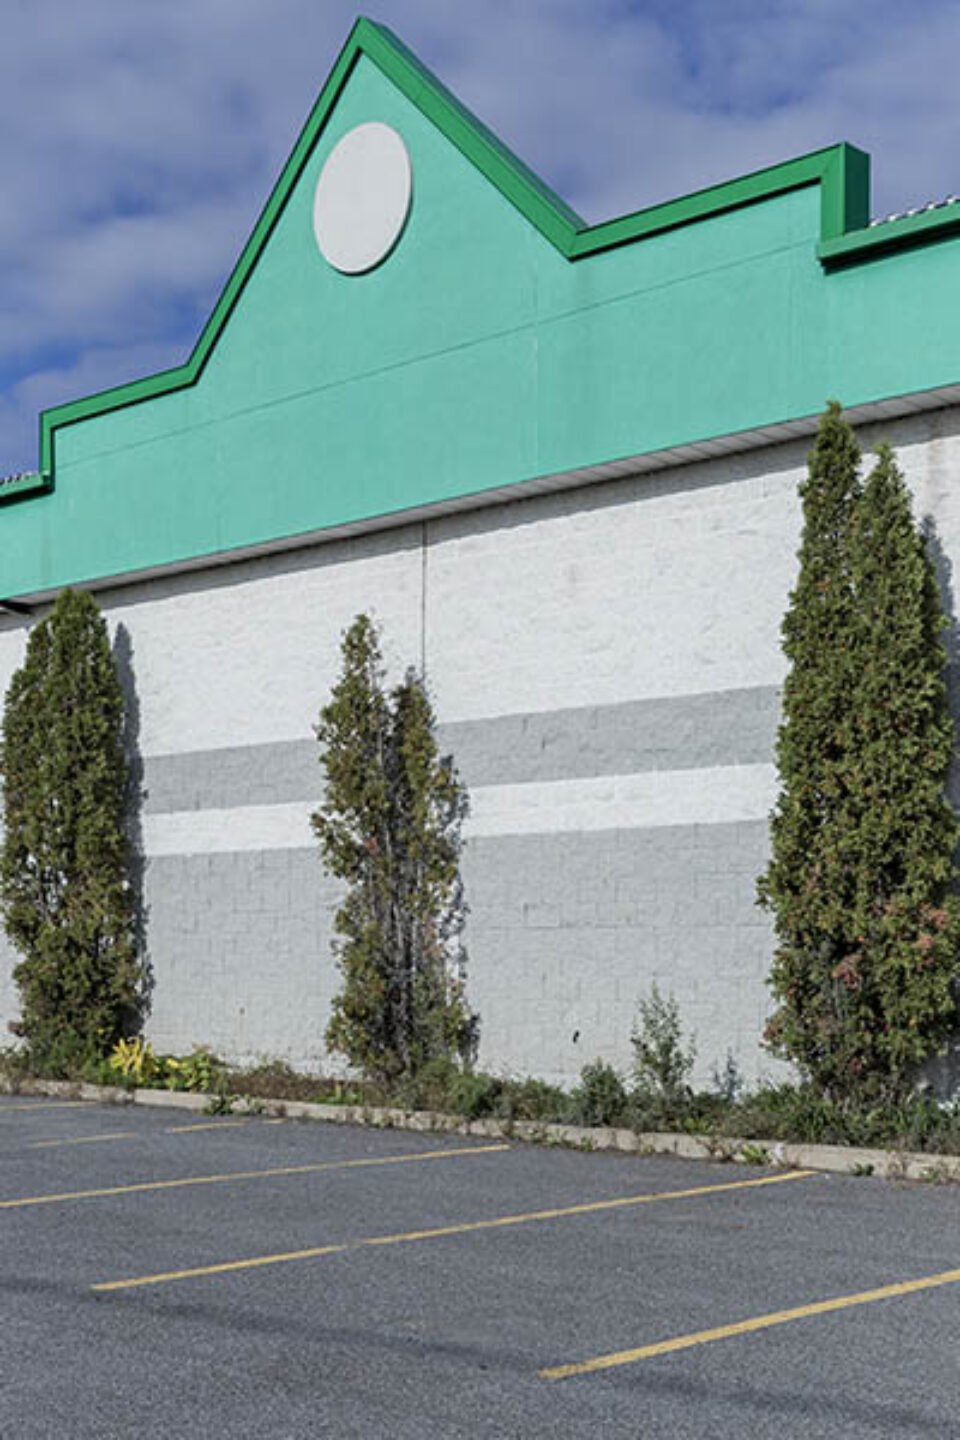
[{"left": 3, "top": 19, "right": 960, "bottom": 1083}]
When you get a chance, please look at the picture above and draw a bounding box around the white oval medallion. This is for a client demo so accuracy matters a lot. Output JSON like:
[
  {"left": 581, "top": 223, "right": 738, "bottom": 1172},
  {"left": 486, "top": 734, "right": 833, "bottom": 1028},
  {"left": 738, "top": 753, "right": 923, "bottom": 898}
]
[{"left": 313, "top": 122, "right": 412, "bottom": 275}]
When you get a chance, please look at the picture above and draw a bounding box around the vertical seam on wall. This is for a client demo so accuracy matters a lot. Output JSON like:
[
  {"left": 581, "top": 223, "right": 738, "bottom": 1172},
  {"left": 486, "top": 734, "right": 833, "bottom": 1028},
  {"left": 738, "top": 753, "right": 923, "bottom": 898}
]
[
  {"left": 533, "top": 233, "right": 540, "bottom": 476},
  {"left": 420, "top": 519, "right": 428, "bottom": 677}
]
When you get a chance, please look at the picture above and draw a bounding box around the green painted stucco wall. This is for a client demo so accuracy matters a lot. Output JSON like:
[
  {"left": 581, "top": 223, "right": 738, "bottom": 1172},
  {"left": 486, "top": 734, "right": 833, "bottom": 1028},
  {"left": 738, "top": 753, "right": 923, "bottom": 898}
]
[{"left": 4, "top": 20, "right": 960, "bottom": 600}]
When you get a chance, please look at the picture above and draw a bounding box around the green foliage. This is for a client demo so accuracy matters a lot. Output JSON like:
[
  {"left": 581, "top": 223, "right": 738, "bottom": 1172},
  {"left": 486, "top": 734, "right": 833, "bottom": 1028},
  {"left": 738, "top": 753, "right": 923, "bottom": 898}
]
[
  {"left": 0, "top": 589, "right": 143, "bottom": 1069},
  {"left": 204, "top": 1043, "right": 960, "bottom": 1158},
  {"left": 568, "top": 1060, "right": 630, "bottom": 1127},
  {"left": 447, "top": 1069, "right": 505, "bottom": 1120},
  {"left": 233, "top": 1095, "right": 266, "bottom": 1116},
  {"left": 725, "top": 1081, "right": 960, "bottom": 1155},
  {"left": 759, "top": 407, "right": 960, "bottom": 1102},
  {"left": 323, "top": 1084, "right": 366, "bottom": 1107},
  {"left": 389, "top": 1054, "right": 462, "bottom": 1111},
  {"left": 109, "top": 1036, "right": 159, "bottom": 1085},
  {"left": 313, "top": 615, "right": 477, "bottom": 1082},
  {"left": 631, "top": 983, "right": 696, "bottom": 1105},
  {"left": 106, "top": 1037, "right": 226, "bottom": 1094},
  {"left": 204, "top": 1088, "right": 237, "bottom": 1116},
  {"left": 162, "top": 1047, "right": 225, "bottom": 1093},
  {"left": 737, "top": 1143, "right": 771, "bottom": 1167},
  {"left": 0, "top": 1043, "right": 32, "bottom": 1089},
  {"left": 495, "top": 1075, "right": 567, "bottom": 1123}
]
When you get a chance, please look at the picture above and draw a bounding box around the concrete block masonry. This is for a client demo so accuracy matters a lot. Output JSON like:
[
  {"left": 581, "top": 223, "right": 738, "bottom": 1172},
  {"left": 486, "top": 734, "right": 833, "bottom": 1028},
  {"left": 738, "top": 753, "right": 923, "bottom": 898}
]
[
  {"left": 2, "top": 406, "right": 960, "bottom": 1086},
  {"left": 10, "top": 18, "right": 960, "bottom": 1107}
]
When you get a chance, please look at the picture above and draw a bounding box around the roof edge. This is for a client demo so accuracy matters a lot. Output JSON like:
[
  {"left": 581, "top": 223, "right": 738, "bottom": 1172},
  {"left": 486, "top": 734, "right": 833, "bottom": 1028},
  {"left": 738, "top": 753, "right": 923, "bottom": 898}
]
[
  {"left": 21, "top": 16, "right": 873, "bottom": 495},
  {"left": 7, "top": 378, "right": 959, "bottom": 612}
]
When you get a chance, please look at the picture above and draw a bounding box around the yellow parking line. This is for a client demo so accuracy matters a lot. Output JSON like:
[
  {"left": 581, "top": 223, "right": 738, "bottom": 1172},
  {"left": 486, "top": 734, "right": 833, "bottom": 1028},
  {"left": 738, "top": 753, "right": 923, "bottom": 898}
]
[
  {"left": 92, "top": 1169, "right": 814, "bottom": 1293},
  {"left": 30, "top": 1132, "right": 138, "bottom": 1150},
  {"left": 0, "top": 1102, "right": 89, "bottom": 1114},
  {"left": 165, "top": 1120, "right": 251, "bottom": 1133},
  {"left": 540, "top": 1265, "right": 960, "bottom": 1379},
  {"left": 1, "top": 1142, "right": 510, "bottom": 1211},
  {"left": 26, "top": 1118, "right": 254, "bottom": 1147}
]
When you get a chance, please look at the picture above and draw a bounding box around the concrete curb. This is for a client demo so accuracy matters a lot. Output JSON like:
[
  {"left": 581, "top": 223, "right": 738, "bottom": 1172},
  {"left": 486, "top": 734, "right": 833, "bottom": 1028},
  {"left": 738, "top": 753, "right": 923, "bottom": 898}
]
[{"left": 3, "top": 1076, "right": 958, "bottom": 1182}]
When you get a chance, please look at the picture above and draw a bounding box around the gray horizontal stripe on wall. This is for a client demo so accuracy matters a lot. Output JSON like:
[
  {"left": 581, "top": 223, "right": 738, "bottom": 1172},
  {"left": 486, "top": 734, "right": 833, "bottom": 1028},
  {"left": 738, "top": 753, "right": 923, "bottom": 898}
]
[
  {"left": 143, "top": 818, "right": 771, "bottom": 946},
  {"left": 445, "top": 686, "right": 781, "bottom": 789},
  {"left": 141, "top": 685, "right": 781, "bottom": 817},
  {"left": 143, "top": 736, "right": 319, "bottom": 816}
]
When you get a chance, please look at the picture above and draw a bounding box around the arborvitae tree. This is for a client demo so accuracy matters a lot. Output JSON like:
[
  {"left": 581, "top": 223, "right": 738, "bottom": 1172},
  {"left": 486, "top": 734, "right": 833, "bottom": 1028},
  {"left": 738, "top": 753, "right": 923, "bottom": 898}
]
[
  {"left": 759, "top": 409, "right": 960, "bottom": 1100},
  {"left": 313, "top": 615, "right": 476, "bottom": 1081},
  {"left": 758, "top": 404, "right": 864, "bottom": 1095},
  {"left": 838, "top": 445, "right": 960, "bottom": 1083},
  {"left": 312, "top": 613, "right": 393, "bottom": 1077},
  {"left": 390, "top": 670, "right": 475, "bottom": 1072},
  {"left": 0, "top": 589, "right": 143, "bottom": 1070}
]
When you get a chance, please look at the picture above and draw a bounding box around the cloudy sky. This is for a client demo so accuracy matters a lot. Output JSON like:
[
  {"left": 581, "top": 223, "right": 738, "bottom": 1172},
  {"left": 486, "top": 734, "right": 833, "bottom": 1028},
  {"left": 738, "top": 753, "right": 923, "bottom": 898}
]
[{"left": 2, "top": 0, "right": 957, "bottom": 475}]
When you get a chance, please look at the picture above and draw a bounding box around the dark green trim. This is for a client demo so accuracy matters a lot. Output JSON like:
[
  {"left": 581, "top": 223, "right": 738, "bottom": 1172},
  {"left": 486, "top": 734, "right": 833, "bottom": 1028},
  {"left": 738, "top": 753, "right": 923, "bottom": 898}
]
[
  {"left": 18, "top": 16, "right": 877, "bottom": 501},
  {"left": 365, "top": 23, "right": 585, "bottom": 242},
  {"left": 819, "top": 201, "right": 960, "bottom": 268},
  {"left": 568, "top": 143, "right": 868, "bottom": 259},
  {"left": 821, "top": 143, "right": 870, "bottom": 240},
  {"left": 0, "top": 471, "right": 49, "bottom": 503}
]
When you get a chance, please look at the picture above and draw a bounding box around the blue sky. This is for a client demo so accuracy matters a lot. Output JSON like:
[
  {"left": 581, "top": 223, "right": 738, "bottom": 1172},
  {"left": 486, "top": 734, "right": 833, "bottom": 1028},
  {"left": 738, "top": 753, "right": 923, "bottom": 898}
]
[{"left": 2, "top": 0, "right": 957, "bottom": 475}]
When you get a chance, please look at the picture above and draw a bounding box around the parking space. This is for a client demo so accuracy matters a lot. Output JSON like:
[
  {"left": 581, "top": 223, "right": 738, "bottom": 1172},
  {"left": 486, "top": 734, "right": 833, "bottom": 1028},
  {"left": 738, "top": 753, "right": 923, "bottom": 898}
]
[{"left": 2, "top": 1097, "right": 959, "bottom": 1438}]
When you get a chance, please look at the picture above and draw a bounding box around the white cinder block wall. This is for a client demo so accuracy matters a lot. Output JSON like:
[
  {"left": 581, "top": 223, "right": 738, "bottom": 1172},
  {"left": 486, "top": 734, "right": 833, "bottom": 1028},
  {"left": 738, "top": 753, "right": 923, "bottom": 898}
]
[
  {"left": 2, "top": 405, "right": 959, "bottom": 1085},
  {"left": 0, "top": 626, "right": 27, "bottom": 1032}
]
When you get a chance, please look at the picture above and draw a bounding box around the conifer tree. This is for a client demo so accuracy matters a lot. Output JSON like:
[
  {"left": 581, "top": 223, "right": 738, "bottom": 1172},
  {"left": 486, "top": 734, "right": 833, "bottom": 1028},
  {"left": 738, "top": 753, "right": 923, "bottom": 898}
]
[
  {"left": 312, "top": 614, "right": 394, "bottom": 1077},
  {"left": 313, "top": 615, "right": 476, "bottom": 1081},
  {"left": 0, "top": 589, "right": 143, "bottom": 1069},
  {"left": 760, "top": 409, "right": 960, "bottom": 1100},
  {"left": 838, "top": 445, "right": 960, "bottom": 1084}
]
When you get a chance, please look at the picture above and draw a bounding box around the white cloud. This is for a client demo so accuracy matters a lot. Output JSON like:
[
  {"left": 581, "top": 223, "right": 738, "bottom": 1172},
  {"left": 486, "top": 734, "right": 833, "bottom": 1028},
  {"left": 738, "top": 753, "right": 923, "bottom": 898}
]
[{"left": 2, "top": 0, "right": 959, "bottom": 473}]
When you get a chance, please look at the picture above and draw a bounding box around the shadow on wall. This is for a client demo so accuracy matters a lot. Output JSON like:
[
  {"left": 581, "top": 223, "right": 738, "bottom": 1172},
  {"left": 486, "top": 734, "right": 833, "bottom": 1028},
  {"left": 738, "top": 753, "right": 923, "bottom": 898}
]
[
  {"left": 922, "top": 516, "right": 960, "bottom": 809},
  {"left": 112, "top": 622, "right": 153, "bottom": 1024},
  {"left": 921, "top": 516, "right": 960, "bottom": 1098}
]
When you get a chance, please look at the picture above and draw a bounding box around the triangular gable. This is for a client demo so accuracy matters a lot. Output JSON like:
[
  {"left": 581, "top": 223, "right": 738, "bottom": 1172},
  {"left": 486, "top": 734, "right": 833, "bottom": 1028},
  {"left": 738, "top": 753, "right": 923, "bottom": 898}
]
[
  {"left": 6, "top": 17, "right": 960, "bottom": 605},
  {"left": 24, "top": 16, "right": 873, "bottom": 489}
]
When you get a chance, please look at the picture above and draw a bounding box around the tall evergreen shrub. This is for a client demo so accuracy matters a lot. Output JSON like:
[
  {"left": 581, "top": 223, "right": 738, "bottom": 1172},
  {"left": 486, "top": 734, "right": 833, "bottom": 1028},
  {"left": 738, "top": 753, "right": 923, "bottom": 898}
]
[
  {"left": 759, "top": 407, "right": 960, "bottom": 1100},
  {"left": 313, "top": 614, "right": 477, "bottom": 1081},
  {"left": 0, "top": 589, "right": 142, "bottom": 1069}
]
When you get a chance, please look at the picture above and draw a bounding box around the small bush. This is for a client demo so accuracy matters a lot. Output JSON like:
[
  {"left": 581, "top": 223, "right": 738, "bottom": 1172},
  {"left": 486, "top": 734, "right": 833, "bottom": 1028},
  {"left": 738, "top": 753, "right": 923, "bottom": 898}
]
[
  {"left": 390, "top": 1055, "right": 461, "bottom": 1112},
  {"left": 163, "top": 1047, "right": 225, "bottom": 1094},
  {"left": 448, "top": 1070, "right": 504, "bottom": 1120},
  {"left": 109, "top": 1037, "right": 160, "bottom": 1086},
  {"left": 106, "top": 1039, "right": 226, "bottom": 1095},
  {"left": 204, "top": 1089, "right": 236, "bottom": 1116},
  {"left": 737, "top": 1142, "right": 771, "bottom": 1167},
  {"left": 322, "top": 1083, "right": 367, "bottom": 1107},
  {"left": 569, "top": 1060, "right": 629, "bottom": 1127},
  {"left": 631, "top": 984, "right": 696, "bottom": 1105},
  {"left": 16, "top": 1033, "right": 105, "bottom": 1082},
  {"left": 0, "top": 1044, "right": 33, "bottom": 1090},
  {"left": 385, "top": 1060, "right": 571, "bottom": 1125},
  {"left": 496, "top": 1076, "right": 568, "bottom": 1123}
]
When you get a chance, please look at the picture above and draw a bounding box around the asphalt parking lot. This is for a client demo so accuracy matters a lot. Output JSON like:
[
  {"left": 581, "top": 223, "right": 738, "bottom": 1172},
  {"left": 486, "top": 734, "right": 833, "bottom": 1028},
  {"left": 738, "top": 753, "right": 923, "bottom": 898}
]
[{"left": 2, "top": 1097, "right": 959, "bottom": 1438}]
